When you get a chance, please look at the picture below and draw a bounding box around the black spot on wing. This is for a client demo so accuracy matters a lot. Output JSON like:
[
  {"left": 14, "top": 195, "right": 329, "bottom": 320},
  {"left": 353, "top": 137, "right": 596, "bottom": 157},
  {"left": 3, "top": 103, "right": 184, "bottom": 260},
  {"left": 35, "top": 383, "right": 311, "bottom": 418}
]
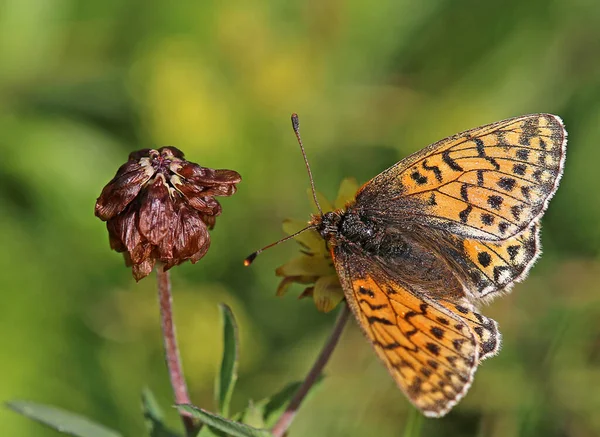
[
  {"left": 478, "top": 251, "right": 492, "bottom": 267},
  {"left": 516, "top": 149, "right": 530, "bottom": 160},
  {"left": 422, "top": 160, "right": 443, "bottom": 182},
  {"left": 492, "top": 266, "right": 512, "bottom": 283},
  {"left": 507, "top": 245, "right": 520, "bottom": 261},
  {"left": 459, "top": 205, "right": 473, "bottom": 223},
  {"left": 358, "top": 287, "right": 374, "bottom": 298},
  {"left": 453, "top": 339, "right": 465, "bottom": 352},
  {"left": 474, "top": 139, "right": 500, "bottom": 169},
  {"left": 367, "top": 316, "right": 394, "bottom": 326},
  {"left": 426, "top": 343, "right": 441, "bottom": 356},
  {"left": 428, "top": 193, "right": 437, "bottom": 206},
  {"left": 411, "top": 171, "right": 428, "bottom": 185},
  {"left": 519, "top": 118, "right": 539, "bottom": 146},
  {"left": 405, "top": 311, "right": 418, "bottom": 320},
  {"left": 431, "top": 327, "right": 445, "bottom": 339},
  {"left": 455, "top": 305, "right": 469, "bottom": 314},
  {"left": 477, "top": 170, "right": 484, "bottom": 187},
  {"left": 460, "top": 184, "right": 469, "bottom": 201},
  {"left": 498, "top": 177, "right": 516, "bottom": 191},
  {"left": 442, "top": 150, "right": 463, "bottom": 171},
  {"left": 382, "top": 342, "right": 402, "bottom": 350},
  {"left": 481, "top": 213, "right": 495, "bottom": 226},
  {"left": 475, "top": 138, "right": 485, "bottom": 156},
  {"left": 513, "top": 163, "right": 527, "bottom": 176},
  {"left": 511, "top": 205, "right": 523, "bottom": 220},
  {"left": 488, "top": 195, "right": 503, "bottom": 210},
  {"left": 486, "top": 157, "right": 500, "bottom": 170},
  {"left": 359, "top": 300, "right": 387, "bottom": 311},
  {"left": 421, "top": 367, "right": 433, "bottom": 377}
]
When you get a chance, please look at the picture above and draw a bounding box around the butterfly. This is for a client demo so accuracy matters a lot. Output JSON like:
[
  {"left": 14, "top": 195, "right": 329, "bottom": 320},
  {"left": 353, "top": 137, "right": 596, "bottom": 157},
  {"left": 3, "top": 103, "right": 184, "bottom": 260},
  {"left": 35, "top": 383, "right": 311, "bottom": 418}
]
[{"left": 248, "top": 113, "right": 567, "bottom": 417}]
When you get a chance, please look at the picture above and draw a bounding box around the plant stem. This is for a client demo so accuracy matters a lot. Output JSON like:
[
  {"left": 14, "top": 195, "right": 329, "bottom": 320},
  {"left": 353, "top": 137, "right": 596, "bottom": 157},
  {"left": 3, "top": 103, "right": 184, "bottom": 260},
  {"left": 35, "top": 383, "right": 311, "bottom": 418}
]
[
  {"left": 271, "top": 304, "right": 351, "bottom": 437},
  {"left": 156, "top": 267, "right": 196, "bottom": 436}
]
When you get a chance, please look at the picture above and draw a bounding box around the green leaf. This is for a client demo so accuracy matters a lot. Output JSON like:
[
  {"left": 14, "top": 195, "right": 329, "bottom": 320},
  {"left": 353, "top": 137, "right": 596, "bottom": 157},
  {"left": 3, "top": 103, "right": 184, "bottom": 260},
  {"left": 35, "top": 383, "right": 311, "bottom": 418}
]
[
  {"left": 141, "top": 388, "right": 181, "bottom": 437},
  {"left": 6, "top": 401, "right": 122, "bottom": 437},
  {"left": 177, "top": 405, "right": 271, "bottom": 437},
  {"left": 237, "top": 401, "right": 265, "bottom": 429},
  {"left": 262, "top": 377, "right": 323, "bottom": 428},
  {"left": 402, "top": 407, "right": 424, "bottom": 437},
  {"left": 215, "top": 303, "right": 239, "bottom": 417}
]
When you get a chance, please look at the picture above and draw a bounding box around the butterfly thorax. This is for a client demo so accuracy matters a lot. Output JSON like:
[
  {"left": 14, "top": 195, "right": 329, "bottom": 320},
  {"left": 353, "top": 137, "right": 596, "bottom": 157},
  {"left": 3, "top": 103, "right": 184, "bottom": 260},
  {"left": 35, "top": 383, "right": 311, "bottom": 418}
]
[
  {"left": 315, "top": 207, "right": 413, "bottom": 261},
  {"left": 315, "top": 208, "right": 465, "bottom": 300}
]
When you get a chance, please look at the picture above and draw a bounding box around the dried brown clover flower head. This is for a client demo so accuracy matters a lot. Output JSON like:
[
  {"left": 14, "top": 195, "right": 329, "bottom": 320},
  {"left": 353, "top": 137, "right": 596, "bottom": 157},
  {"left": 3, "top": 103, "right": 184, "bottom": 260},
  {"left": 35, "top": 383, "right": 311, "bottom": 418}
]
[{"left": 95, "top": 146, "right": 241, "bottom": 281}]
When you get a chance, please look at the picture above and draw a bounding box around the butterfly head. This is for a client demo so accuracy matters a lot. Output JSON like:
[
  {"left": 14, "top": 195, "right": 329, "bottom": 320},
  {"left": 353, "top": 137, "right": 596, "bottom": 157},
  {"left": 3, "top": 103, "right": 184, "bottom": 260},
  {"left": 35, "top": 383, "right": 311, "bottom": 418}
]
[
  {"left": 312, "top": 210, "right": 342, "bottom": 241},
  {"left": 313, "top": 207, "right": 378, "bottom": 248}
]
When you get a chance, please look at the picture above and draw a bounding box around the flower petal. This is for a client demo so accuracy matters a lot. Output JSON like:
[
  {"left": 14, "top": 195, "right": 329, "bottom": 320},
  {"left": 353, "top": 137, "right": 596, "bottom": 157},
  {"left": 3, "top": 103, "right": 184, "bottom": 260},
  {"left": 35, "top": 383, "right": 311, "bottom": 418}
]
[
  {"left": 95, "top": 160, "right": 153, "bottom": 220},
  {"left": 132, "top": 258, "right": 155, "bottom": 281},
  {"left": 276, "top": 275, "right": 317, "bottom": 296},
  {"left": 174, "top": 162, "right": 241, "bottom": 186},
  {"left": 106, "top": 205, "right": 141, "bottom": 253},
  {"left": 334, "top": 177, "right": 359, "bottom": 210},
  {"left": 138, "top": 178, "right": 175, "bottom": 245},
  {"left": 313, "top": 275, "right": 344, "bottom": 313},
  {"left": 307, "top": 189, "right": 334, "bottom": 214},
  {"left": 276, "top": 254, "right": 334, "bottom": 277},
  {"left": 172, "top": 203, "right": 210, "bottom": 263},
  {"left": 282, "top": 219, "right": 326, "bottom": 254}
]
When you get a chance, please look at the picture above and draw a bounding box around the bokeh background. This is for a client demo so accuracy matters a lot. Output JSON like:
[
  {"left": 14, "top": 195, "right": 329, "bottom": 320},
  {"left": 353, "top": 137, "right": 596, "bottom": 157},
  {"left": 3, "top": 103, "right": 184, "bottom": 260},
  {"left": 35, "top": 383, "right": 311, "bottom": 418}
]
[{"left": 1, "top": 1, "right": 599, "bottom": 436}]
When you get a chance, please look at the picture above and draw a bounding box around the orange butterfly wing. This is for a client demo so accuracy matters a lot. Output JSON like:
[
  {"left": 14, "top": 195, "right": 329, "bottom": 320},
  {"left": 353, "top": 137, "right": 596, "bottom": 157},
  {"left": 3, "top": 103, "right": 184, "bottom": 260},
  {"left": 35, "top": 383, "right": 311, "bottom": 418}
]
[
  {"left": 332, "top": 247, "right": 500, "bottom": 417},
  {"left": 356, "top": 114, "right": 566, "bottom": 241}
]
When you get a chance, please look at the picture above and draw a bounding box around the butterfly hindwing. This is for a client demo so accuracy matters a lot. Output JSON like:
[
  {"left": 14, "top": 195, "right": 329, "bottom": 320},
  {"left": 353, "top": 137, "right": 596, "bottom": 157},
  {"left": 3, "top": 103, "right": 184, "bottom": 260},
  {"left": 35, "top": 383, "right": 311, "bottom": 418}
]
[
  {"left": 459, "top": 224, "right": 540, "bottom": 299},
  {"left": 356, "top": 114, "right": 566, "bottom": 241},
  {"left": 431, "top": 223, "right": 541, "bottom": 300},
  {"left": 332, "top": 246, "right": 492, "bottom": 417}
]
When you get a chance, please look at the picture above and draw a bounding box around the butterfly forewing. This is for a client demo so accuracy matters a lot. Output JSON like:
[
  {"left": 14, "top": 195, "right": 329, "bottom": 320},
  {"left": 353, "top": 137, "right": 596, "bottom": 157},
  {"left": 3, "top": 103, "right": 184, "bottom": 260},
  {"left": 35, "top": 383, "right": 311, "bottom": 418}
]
[
  {"left": 356, "top": 114, "right": 566, "bottom": 241},
  {"left": 332, "top": 247, "right": 486, "bottom": 417}
]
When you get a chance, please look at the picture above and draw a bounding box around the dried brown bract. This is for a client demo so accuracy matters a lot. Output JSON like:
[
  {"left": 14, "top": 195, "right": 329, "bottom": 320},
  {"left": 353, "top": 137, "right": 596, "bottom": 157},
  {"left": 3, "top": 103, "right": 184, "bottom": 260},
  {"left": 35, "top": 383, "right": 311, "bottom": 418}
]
[{"left": 95, "top": 146, "right": 241, "bottom": 280}]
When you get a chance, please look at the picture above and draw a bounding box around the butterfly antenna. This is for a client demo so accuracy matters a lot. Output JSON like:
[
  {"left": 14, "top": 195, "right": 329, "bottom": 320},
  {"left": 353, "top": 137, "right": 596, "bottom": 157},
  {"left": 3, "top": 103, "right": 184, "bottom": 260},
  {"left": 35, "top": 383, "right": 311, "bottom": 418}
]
[
  {"left": 243, "top": 113, "right": 322, "bottom": 267},
  {"left": 291, "top": 113, "right": 324, "bottom": 216},
  {"left": 243, "top": 224, "right": 315, "bottom": 266}
]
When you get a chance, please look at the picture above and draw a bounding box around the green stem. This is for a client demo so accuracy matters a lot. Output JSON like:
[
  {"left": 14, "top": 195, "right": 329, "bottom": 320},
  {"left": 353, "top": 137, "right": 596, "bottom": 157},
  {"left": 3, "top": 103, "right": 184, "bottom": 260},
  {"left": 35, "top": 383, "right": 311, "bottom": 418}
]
[
  {"left": 156, "top": 267, "right": 197, "bottom": 436},
  {"left": 271, "top": 304, "right": 350, "bottom": 437}
]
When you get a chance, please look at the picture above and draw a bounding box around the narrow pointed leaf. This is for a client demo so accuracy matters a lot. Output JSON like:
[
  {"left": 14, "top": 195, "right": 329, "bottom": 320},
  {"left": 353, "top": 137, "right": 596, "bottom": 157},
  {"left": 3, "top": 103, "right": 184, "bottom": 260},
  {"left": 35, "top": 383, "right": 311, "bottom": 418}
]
[
  {"left": 177, "top": 405, "right": 271, "bottom": 437},
  {"left": 333, "top": 177, "right": 359, "bottom": 210},
  {"left": 402, "top": 407, "right": 424, "bottom": 437},
  {"left": 6, "top": 401, "right": 122, "bottom": 437},
  {"left": 141, "top": 388, "right": 181, "bottom": 437},
  {"left": 196, "top": 426, "right": 226, "bottom": 437},
  {"left": 215, "top": 303, "right": 239, "bottom": 417}
]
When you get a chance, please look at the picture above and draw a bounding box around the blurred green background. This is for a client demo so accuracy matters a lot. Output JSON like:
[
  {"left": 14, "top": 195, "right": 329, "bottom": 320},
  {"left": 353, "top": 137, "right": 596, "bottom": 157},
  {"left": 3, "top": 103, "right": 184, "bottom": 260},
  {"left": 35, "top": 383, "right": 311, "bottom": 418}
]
[{"left": 1, "top": 0, "right": 599, "bottom": 436}]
